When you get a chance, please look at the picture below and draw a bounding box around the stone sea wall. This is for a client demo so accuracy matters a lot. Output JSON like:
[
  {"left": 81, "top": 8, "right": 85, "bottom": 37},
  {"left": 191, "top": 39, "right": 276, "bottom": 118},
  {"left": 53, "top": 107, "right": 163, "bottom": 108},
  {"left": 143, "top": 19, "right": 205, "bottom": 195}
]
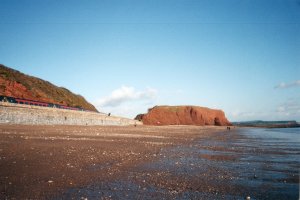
[{"left": 0, "top": 102, "right": 142, "bottom": 126}]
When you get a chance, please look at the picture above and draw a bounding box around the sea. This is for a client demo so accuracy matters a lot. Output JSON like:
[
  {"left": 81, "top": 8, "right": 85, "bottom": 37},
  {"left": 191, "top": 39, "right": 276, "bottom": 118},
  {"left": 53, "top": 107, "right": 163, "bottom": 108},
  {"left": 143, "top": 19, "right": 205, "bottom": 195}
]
[{"left": 235, "top": 127, "right": 300, "bottom": 199}]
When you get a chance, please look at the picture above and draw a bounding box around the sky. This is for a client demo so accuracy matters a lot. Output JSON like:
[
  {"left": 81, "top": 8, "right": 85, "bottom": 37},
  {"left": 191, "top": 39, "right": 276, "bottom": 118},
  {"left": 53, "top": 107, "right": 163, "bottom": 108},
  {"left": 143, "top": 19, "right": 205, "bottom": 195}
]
[{"left": 0, "top": 0, "right": 299, "bottom": 121}]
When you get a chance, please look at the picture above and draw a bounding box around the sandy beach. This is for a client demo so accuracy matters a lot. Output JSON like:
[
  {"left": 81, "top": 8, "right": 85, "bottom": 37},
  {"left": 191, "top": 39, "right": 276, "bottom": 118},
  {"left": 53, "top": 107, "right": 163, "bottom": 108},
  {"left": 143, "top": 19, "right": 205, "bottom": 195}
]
[{"left": 0, "top": 125, "right": 299, "bottom": 199}]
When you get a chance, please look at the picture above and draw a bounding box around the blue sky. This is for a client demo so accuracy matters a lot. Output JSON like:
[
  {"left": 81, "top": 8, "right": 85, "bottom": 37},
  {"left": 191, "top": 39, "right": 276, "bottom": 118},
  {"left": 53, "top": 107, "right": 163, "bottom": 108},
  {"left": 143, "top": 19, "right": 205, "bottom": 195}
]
[{"left": 0, "top": 0, "right": 299, "bottom": 121}]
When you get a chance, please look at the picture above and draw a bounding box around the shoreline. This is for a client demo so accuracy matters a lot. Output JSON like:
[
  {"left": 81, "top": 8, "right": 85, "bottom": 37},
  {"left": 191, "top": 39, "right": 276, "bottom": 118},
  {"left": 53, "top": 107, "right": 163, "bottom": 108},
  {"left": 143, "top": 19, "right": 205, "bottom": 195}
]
[{"left": 0, "top": 125, "right": 298, "bottom": 199}]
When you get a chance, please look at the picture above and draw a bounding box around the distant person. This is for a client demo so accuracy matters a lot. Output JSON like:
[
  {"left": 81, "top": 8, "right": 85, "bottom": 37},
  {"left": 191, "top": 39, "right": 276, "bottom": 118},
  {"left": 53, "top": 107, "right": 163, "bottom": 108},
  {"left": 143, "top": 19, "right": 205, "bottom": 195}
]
[{"left": 108, "top": 113, "right": 111, "bottom": 116}]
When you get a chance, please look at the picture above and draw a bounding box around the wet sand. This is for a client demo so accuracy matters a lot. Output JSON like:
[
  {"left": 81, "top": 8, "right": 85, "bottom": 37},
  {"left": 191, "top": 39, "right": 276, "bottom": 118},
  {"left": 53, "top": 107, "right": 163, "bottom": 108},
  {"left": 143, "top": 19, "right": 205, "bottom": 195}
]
[{"left": 0, "top": 125, "right": 299, "bottom": 199}]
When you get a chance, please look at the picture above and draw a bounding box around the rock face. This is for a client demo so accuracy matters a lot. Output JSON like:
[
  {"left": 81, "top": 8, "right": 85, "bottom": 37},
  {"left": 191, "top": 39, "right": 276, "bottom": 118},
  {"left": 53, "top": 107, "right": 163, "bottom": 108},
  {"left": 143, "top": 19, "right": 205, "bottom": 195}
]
[
  {"left": 135, "top": 106, "right": 232, "bottom": 126},
  {"left": 0, "top": 64, "right": 97, "bottom": 111}
]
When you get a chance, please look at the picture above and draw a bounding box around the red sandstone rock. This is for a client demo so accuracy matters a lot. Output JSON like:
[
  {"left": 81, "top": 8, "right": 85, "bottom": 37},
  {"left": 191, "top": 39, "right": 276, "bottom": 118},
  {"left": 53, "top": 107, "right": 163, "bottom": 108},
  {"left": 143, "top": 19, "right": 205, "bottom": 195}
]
[
  {"left": 0, "top": 64, "right": 97, "bottom": 111},
  {"left": 135, "top": 106, "right": 232, "bottom": 126}
]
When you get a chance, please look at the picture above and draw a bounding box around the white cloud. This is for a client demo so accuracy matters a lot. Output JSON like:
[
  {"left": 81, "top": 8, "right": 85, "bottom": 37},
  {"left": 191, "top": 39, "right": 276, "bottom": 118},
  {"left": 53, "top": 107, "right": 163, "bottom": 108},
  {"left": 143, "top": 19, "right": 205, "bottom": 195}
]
[
  {"left": 96, "top": 86, "right": 157, "bottom": 107},
  {"left": 94, "top": 86, "right": 158, "bottom": 118},
  {"left": 228, "top": 110, "right": 266, "bottom": 121},
  {"left": 175, "top": 89, "right": 184, "bottom": 94},
  {"left": 275, "top": 80, "right": 300, "bottom": 89},
  {"left": 228, "top": 98, "right": 300, "bottom": 122},
  {"left": 276, "top": 100, "right": 300, "bottom": 116}
]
